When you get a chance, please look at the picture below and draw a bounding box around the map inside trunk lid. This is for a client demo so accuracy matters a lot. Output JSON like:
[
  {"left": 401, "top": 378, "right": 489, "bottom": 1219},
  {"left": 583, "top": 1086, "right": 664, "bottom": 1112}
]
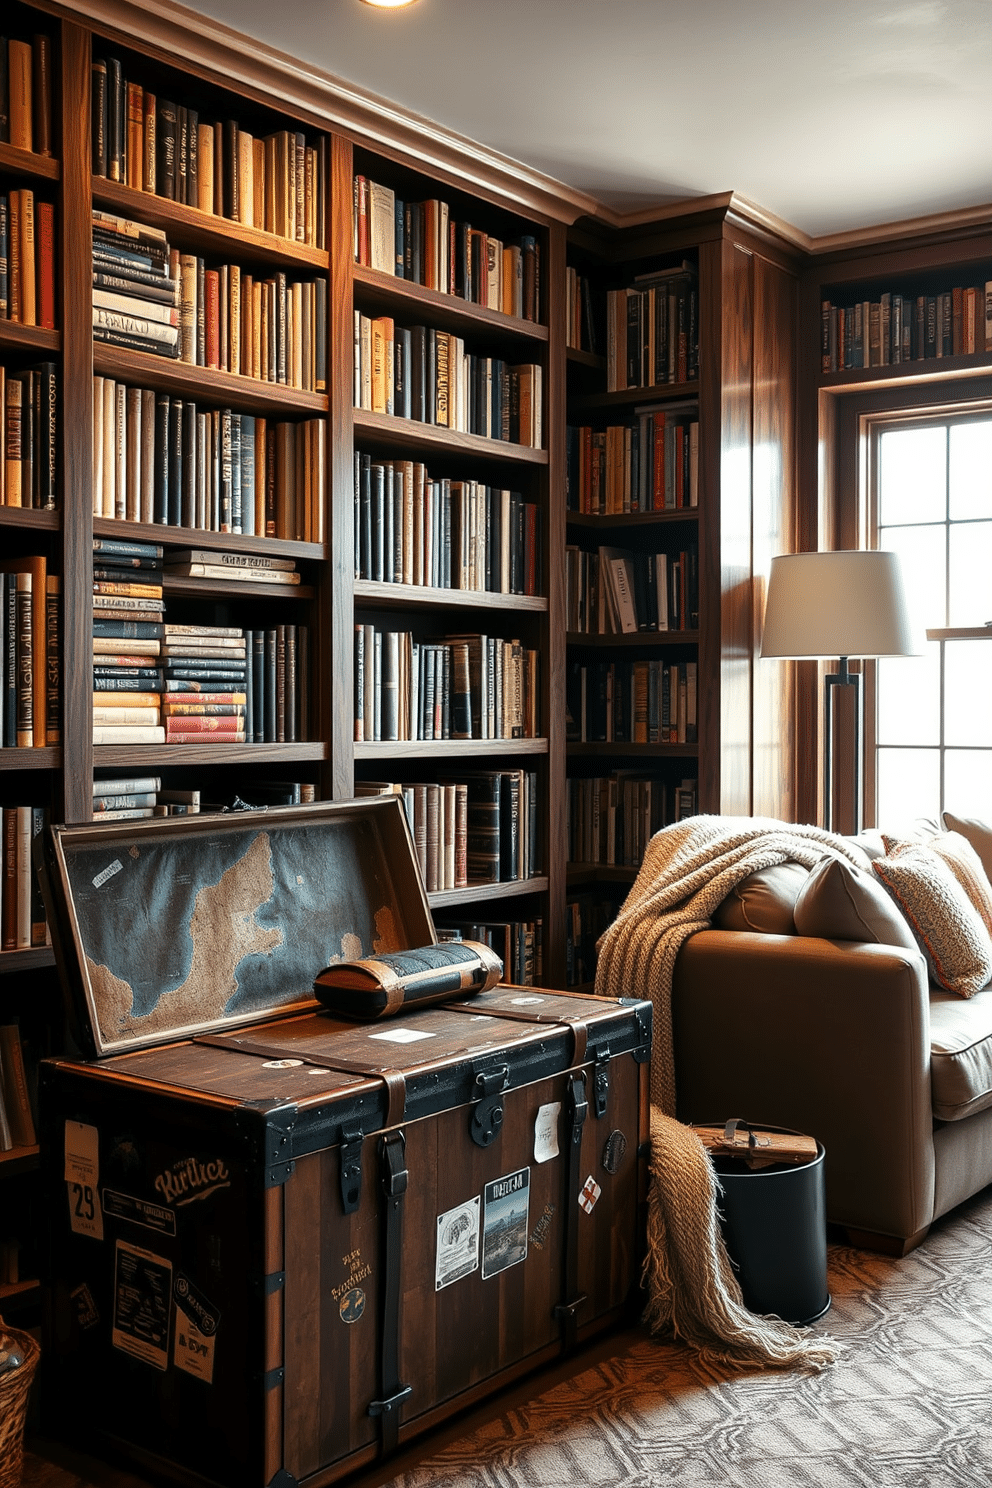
[{"left": 44, "top": 800, "right": 434, "bottom": 1056}]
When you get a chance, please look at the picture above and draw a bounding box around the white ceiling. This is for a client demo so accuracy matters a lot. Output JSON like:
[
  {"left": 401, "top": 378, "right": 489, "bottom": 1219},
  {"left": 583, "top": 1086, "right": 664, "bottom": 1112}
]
[{"left": 184, "top": 0, "right": 992, "bottom": 240}]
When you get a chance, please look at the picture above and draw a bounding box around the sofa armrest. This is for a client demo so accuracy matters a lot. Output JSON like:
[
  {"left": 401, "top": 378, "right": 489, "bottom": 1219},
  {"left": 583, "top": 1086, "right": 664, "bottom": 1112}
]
[{"left": 672, "top": 930, "right": 934, "bottom": 1243}]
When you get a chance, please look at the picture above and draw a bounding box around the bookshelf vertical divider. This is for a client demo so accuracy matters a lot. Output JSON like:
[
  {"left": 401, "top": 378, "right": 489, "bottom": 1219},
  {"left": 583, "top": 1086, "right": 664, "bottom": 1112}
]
[
  {"left": 60, "top": 20, "right": 96, "bottom": 824},
  {"left": 327, "top": 132, "right": 356, "bottom": 803},
  {"left": 543, "top": 219, "right": 569, "bottom": 988}
]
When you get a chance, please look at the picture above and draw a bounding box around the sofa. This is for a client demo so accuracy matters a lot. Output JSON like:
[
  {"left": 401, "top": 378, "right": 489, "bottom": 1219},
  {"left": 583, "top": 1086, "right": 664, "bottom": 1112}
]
[{"left": 670, "top": 811, "right": 992, "bottom": 1255}]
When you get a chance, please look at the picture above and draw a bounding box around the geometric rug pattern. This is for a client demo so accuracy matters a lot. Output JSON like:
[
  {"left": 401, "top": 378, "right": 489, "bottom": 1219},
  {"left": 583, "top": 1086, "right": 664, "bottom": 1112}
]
[
  {"left": 24, "top": 1185, "right": 992, "bottom": 1488},
  {"left": 381, "top": 1187, "right": 992, "bottom": 1488}
]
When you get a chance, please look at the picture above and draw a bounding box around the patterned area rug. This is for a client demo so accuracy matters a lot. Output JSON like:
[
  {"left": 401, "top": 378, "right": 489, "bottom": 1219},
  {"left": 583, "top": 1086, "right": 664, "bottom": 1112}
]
[
  {"left": 377, "top": 1187, "right": 992, "bottom": 1488},
  {"left": 23, "top": 1185, "right": 992, "bottom": 1488}
]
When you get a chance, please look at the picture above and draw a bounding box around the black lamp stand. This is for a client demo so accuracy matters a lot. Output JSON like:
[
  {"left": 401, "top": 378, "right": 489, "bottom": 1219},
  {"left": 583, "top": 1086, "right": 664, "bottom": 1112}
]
[{"left": 824, "top": 657, "right": 862, "bottom": 835}]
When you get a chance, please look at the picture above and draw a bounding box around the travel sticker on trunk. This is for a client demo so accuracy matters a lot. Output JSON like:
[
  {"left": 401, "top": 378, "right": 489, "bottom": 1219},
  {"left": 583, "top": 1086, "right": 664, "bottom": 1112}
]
[
  {"left": 482, "top": 1167, "right": 530, "bottom": 1280},
  {"left": 435, "top": 1198, "right": 480, "bottom": 1291},
  {"left": 173, "top": 1272, "right": 220, "bottom": 1383},
  {"left": 111, "top": 1239, "right": 171, "bottom": 1371}
]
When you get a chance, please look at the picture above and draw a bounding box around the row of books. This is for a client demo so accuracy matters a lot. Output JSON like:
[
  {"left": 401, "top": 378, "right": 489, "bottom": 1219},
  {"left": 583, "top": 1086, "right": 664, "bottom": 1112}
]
[
  {"left": 93, "top": 211, "right": 328, "bottom": 388},
  {"left": 565, "top": 890, "right": 617, "bottom": 988},
  {"left": 92, "top": 537, "right": 309, "bottom": 745},
  {"left": 0, "top": 1022, "right": 37, "bottom": 1151},
  {"left": 0, "top": 189, "right": 56, "bottom": 326},
  {"left": 353, "top": 176, "right": 541, "bottom": 323},
  {"left": 1, "top": 805, "right": 46, "bottom": 952},
  {"left": 354, "top": 314, "right": 543, "bottom": 447},
  {"left": 820, "top": 284, "right": 992, "bottom": 372},
  {"left": 566, "top": 544, "right": 699, "bottom": 635},
  {"left": 436, "top": 920, "right": 543, "bottom": 986},
  {"left": 567, "top": 772, "right": 698, "bottom": 868},
  {"left": 91, "top": 773, "right": 317, "bottom": 820},
  {"left": 565, "top": 268, "right": 598, "bottom": 355},
  {"left": 566, "top": 409, "right": 699, "bottom": 515},
  {"left": 92, "top": 57, "right": 326, "bottom": 246},
  {"left": 92, "top": 376, "right": 326, "bottom": 540},
  {"left": 354, "top": 454, "right": 540, "bottom": 595},
  {"left": 0, "top": 34, "right": 52, "bottom": 156},
  {"left": 354, "top": 626, "right": 540, "bottom": 744},
  {"left": 566, "top": 659, "right": 698, "bottom": 745},
  {"left": 2, "top": 558, "right": 58, "bottom": 749},
  {"left": 2, "top": 362, "right": 57, "bottom": 510},
  {"left": 606, "top": 264, "right": 699, "bottom": 392}
]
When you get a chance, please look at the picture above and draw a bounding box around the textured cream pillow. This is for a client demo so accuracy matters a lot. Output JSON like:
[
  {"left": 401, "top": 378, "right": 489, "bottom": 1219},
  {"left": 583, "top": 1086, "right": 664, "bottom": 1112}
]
[
  {"left": 711, "top": 862, "right": 807, "bottom": 935},
  {"left": 873, "top": 845, "right": 992, "bottom": 997},
  {"left": 885, "top": 830, "right": 992, "bottom": 938},
  {"left": 794, "top": 857, "right": 918, "bottom": 948},
  {"left": 942, "top": 812, "right": 992, "bottom": 887}
]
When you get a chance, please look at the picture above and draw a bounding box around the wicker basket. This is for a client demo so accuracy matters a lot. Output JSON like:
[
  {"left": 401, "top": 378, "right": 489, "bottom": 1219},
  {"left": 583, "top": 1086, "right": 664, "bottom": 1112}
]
[{"left": 0, "top": 1319, "right": 41, "bottom": 1488}]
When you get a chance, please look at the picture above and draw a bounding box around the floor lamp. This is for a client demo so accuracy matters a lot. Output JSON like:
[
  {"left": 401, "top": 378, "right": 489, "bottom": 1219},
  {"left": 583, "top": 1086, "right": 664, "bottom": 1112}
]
[{"left": 759, "top": 551, "right": 920, "bottom": 834}]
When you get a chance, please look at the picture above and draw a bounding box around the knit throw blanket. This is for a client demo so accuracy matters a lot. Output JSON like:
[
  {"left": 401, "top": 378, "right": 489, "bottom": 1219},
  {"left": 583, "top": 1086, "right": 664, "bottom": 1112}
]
[
  {"left": 594, "top": 814, "right": 870, "bottom": 1113},
  {"left": 596, "top": 816, "right": 861, "bottom": 1370}
]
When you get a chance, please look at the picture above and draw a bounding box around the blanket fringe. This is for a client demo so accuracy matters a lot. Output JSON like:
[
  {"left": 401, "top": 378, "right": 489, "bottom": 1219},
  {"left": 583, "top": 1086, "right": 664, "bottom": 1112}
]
[{"left": 644, "top": 1110, "right": 840, "bottom": 1372}]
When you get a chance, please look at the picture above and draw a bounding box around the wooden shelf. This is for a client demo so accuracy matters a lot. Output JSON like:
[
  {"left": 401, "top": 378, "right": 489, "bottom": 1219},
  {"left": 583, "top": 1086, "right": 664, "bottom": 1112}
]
[
  {"left": 0, "top": 321, "right": 60, "bottom": 354},
  {"left": 353, "top": 264, "right": 548, "bottom": 346},
  {"left": 567, "top": 864, "right": 638, "bottom": 886},
  {"left": 0, "top": 947, "right": 55, "bottom": 974},
  {"left": 0, "top": 748, "right": 61, "bottom": 772},
  {"left": 355, "top": 738, "right": 548, "bottom": 761},
  {"left": 567, "top": 346, "right": 605, "bottom": 370},
  {"left": 0, "top": 1278, "right": 41, "bottom": 1310},
  {"left": 571, "top": 381, "right": 700, "bottom": 413},
  {"left": 355, "top": 581, "right": 546, "bottom": 614},
  {"left": 93, "top": 518, "right": 324, "bottom": 563},
  {"left": 92, "top": 344, "right": 329, "bottom": 415},
  {"left": 92, "top": 177, "right": 329, "bottom": 271},
  {"left": 567, "top": 630, "right": 699, "bottom": 647},
  {"left": 428, "top": 876, "right": 549, "bottom": 911},
  {"left": 566, "top": 509, "right": 698, "bottom": 528},
  {"left": 818, "top": 352, "right": 992, "bottom": 394},
  {"left": 0, "top": 507, "right": 60, "bottom": 534},
  {"left": 93, "top": 741, "right": 328, "bottom": 767},
  {"left": 0, "top": 1145, "right": 41, "bottom": 1177},
  {"left": 163, "top": 575, "right": 315, "bottom": 602},
  {"left": 353, "top": 409, "right": 548, "bottom": 466},
  {"left": 567, "top": 741, "right": 698, "bottom": 758},
  {"left": 0, "top": 141, "right": 59, "bottom": 181}
]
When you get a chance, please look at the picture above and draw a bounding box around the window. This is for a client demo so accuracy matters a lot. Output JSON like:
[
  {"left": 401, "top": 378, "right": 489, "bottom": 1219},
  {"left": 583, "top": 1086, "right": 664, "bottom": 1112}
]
[{"left": 870, "top": 411, "right": 992, "bottom": 825}]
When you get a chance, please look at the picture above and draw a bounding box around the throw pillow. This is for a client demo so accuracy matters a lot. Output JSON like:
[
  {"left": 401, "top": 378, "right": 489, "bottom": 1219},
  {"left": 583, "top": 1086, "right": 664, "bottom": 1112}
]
[
  {"left": 711, "top": 862, "right": 807, "bottom": 935},
  {"left": 873, "top": 845, "right": 992, "bottom": 997},
  {"left": 942, "top": 811, "right": 992, "bottom": 886},
  {"left": 794, "top": 856, "right": 918, "bottom": 948},
  {"left": 884, "top": 830, "right": 992, "bottom": 939}
]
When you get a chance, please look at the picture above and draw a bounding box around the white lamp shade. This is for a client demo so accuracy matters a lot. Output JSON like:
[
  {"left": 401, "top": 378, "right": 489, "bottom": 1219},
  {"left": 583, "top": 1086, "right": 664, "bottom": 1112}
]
[{"left": 760, "top": 550, "right": 922, "bottom": 660}]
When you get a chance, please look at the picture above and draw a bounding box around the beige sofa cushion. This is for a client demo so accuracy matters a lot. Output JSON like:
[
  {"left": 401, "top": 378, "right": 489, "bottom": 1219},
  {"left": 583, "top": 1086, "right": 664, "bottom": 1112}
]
[
  {"left": 942, "top": 812, "right": 992, "bottom": 889},
  {"left": 711, "top": 862, "right": 807, "bottom": 935},
  {"left": 873, "top": 845, "right": 992, "bottom": 997},
  {"left": 930, "top": 986, "right": 992, "bottom": 1120},
  {"left": 794, "top": 857, "right": 918, "bottom": 948}
]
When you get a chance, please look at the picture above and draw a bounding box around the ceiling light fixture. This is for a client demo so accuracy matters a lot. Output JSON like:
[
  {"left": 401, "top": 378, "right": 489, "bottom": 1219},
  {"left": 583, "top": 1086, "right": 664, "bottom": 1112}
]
[{"left": 359, "top": 1, "right": 419, "bottom": 8}]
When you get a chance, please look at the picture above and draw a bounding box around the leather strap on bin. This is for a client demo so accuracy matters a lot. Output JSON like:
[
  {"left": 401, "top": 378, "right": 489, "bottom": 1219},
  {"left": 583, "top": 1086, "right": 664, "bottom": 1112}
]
[
  {"left": 367, "top": 1129, "right": 412, "bottom": 1456},
  {"left": 192, "top": 1034, "right": 408, "bottom": 1127},
  {"left": 554, "top": 1069, "right": 589, "bottom": 1352},
  {"left": 450, "top": 1003, "right": 590, "bottom": 1067}
]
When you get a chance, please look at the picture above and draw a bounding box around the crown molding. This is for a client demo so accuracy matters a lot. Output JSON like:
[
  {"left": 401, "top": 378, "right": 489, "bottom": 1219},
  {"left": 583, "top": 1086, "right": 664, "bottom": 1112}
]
[
  {"left": 52, "top": 0, "right": 992, "bottom": 260},
  {"left": 54, "top": 0, "right": 601, "bottom": 226}
]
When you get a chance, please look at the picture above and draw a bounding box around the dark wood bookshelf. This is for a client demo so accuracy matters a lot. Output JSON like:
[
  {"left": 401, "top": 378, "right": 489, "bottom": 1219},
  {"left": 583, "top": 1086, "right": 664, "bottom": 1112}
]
[
  {"left": 0, "top": 947, "right": 56, "bottom": 973},
  {"left": 566, "top": 741, "right": 699, "bottom": 758},
  {"left": 353, "top": 263, "right": 549, "bottom": 346},
  {"left": 0, "top": 140, "right": 60, "bottom": 181},
  {"left": 92, "top": 516, "right": 324, "bottom": 561},
  {"left": 566, "top": 509, "right": 698, "bottom": 529},
  {"left": 817, "top": 352, "right": 992, "bottom": 393},
  {"left": 428, "top": 876, "right": 550, "bottom": 911},
  {"left": 567, "top": 864, "right": 638, "bottom": 886},
  {"left": 163, "top": 574, "right": 316, "bottom": 601},
  {"left": 571, "top": 381, "right": 700, "bottom": 413},
  {"left": 0, "top": 507, "right": 60, "bottom": 533},
  {"left": 0, "top": 748, "right": 61, "bottom": 771},
  {"left": 354, "top": 580, "right": 546, "bottom": 613},
  {"left": 0, "top": 322, "right": 60, "bottom": 354},
  {"left": 0, "top": 1145, "right": 41, "bottom": 1176},
  {"left": 353, "top": 408, "right": 549, "bottom": 465},
  {"left": 91, "top": 343, "right": 329, "bottom": 414},
  {"left": 566, "top": 630, "right": 699, "bottom": 647},
  {"left": 355, "top": 738, "right": 548, "bottom": 762},
  {"left": 567, "top": 346, "right": 605, "bottom": 371},
  {"left": 93, "top": 741, "right": 328, "bottom": 767},
  {"left": 91, "top": 176, "right": 330, "bottom": 272}
]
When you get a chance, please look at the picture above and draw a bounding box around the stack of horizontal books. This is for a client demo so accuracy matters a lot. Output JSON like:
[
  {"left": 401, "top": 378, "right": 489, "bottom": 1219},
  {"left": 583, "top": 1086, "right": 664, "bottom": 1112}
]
[
  {"left": 92, "top": 775, "right": 202, "bottom": 819},
  {"left": 163, "top": 549, "right": 300, "bottom": 585},
  {"left": 92, "top": 537, "right": 165, "bottom": 743},
  {"left": 162, "top": 624, "right": 247, "bottom": 742},
  {"left": 92, "top": 210, "right": 180, "bottom": 358}
]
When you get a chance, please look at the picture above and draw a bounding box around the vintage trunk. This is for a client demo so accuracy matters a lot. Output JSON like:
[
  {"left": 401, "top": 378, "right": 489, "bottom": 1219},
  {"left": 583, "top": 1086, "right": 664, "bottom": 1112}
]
[{"left": 36, "top": 799, "right": 651, "bottom": 1488}]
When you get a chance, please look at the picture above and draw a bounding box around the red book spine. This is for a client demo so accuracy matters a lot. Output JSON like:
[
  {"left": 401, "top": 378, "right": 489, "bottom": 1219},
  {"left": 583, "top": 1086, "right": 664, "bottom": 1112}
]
[
  {"left": 524, "top": 502, "right": 538, "bottom": 597},
  {"left": 164, "top": 715, "right": 244, "bottom": 733},
  {"left": 37, "top": 202, "right": 56, "bottom": 330},
  {"left": 204, "top": 269, "right": 220, "bottom": 369}
]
